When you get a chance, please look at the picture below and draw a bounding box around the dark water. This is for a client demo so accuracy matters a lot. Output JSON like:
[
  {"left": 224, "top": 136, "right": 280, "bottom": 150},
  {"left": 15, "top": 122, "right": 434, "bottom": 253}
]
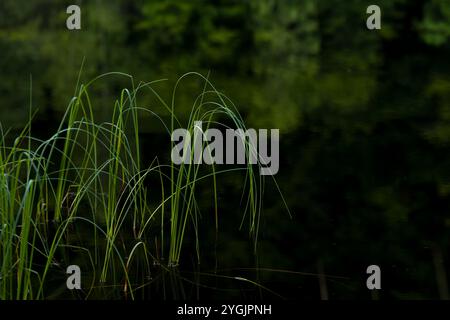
[{"left": 1, "top": 0, "right": 450, "bottom": 299}]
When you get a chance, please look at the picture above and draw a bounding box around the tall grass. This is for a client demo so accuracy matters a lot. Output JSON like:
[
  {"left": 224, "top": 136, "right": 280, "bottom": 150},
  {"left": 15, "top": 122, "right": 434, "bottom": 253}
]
[{"left": 0, "top": 72, "right": 277, "bottom": 300}]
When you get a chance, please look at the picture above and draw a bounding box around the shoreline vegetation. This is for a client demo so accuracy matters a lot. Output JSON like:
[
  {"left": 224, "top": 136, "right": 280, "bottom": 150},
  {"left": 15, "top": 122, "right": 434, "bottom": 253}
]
[{"left": 0, "top": 72, "right": 289, "bottom": 300}]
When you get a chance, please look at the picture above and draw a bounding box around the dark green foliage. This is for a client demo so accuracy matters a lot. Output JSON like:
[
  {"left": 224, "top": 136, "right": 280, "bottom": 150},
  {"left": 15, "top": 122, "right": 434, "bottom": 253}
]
[{"left": 0, "top": 0, "right": 449, "bottom": 299}]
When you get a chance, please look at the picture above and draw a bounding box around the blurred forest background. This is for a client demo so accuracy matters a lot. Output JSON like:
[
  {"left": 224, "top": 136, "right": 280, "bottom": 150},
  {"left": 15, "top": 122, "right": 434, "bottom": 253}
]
[{"left": 1, "top": 0, "right": 450, "bottom": 299}]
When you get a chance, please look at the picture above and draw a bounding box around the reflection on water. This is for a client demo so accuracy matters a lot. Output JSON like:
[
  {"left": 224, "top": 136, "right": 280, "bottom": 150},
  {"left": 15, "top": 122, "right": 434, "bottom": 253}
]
[{"left": 1, "top": 0, "right": 450, "bottom": 299}]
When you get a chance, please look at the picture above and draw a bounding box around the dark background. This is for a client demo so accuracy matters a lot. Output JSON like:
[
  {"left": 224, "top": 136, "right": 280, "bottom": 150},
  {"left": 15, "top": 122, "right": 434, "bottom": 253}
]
[{"left": 1, "top": 0, "right": 450, "bottom": 299}]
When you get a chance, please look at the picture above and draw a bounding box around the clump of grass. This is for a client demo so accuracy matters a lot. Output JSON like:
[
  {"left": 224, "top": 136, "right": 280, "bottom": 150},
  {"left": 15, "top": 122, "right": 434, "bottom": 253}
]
[{"left": 0, "top": 72, "right": 280, "bottom": 300}]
